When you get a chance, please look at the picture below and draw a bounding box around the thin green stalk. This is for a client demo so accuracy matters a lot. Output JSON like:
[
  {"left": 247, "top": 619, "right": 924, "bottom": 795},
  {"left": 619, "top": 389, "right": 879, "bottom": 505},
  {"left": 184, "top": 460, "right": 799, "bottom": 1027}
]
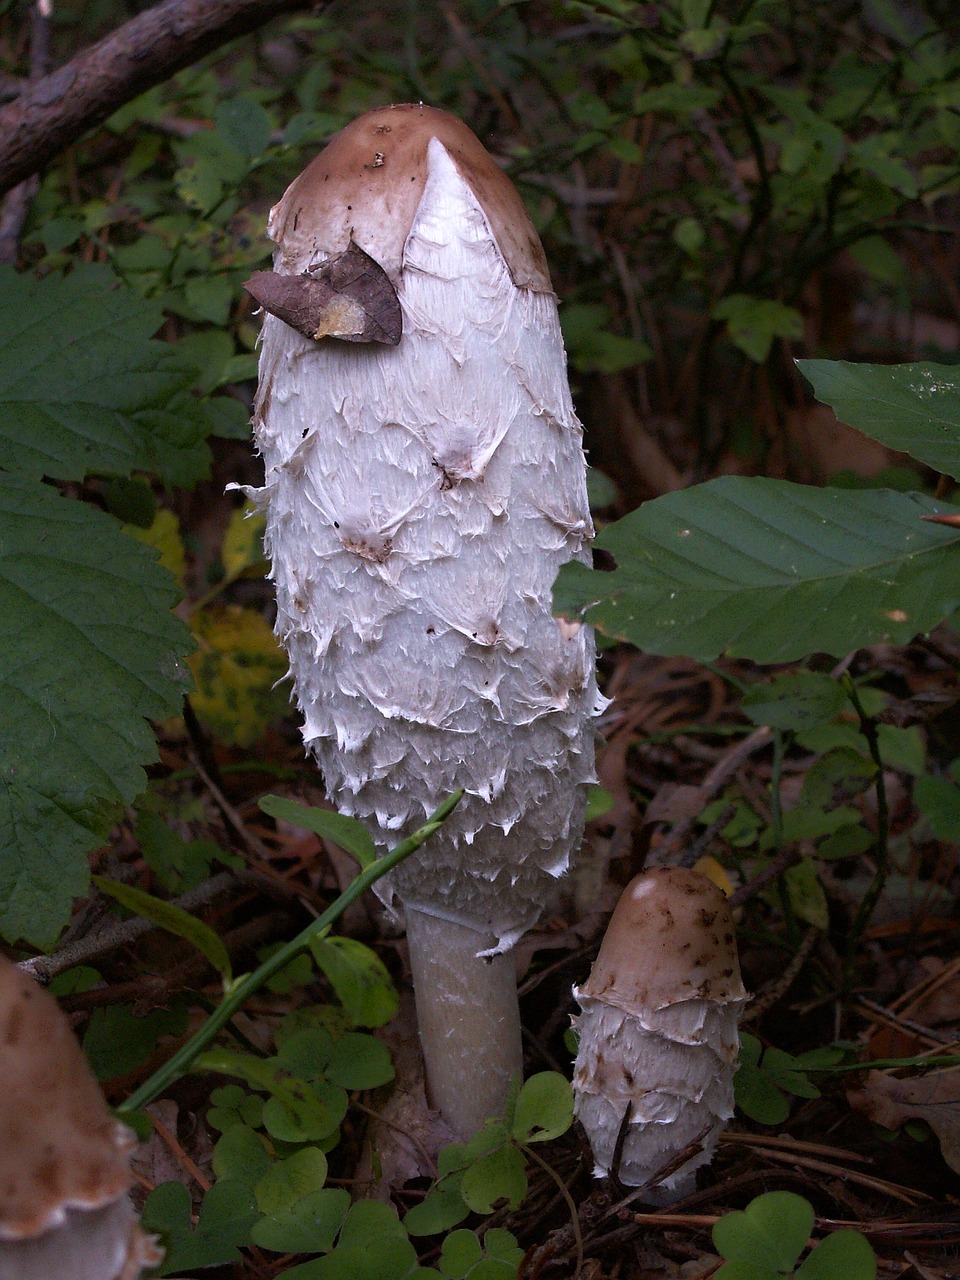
[
  {"left": 840, "top": 675, "right": 888, "bottom": 986},
  {"left": 120, "top": 789, "right": 463, "bottom": 1113},
  {"left": 769, "top": 729, "right": 799, "bottom": 944}
]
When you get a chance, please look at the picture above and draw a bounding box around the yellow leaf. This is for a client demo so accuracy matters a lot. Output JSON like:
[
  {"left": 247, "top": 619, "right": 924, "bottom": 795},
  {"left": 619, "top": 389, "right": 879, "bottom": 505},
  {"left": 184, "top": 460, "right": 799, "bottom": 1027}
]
[
  {"left": 223, "top": 499, "right": 267, "bottom": 581},
  {"left": 692, "top": 854, "right": 735, "bottom": 897},
  {"left": 188, "top": 604, "right": 289, "bottom": 747},
  {"left": 125, "top": 508, "right": 186, "bottom": 585}
]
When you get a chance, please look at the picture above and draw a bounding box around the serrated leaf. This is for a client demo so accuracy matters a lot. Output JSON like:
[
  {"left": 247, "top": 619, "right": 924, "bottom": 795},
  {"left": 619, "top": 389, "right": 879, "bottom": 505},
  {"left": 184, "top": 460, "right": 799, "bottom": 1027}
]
[
  {"left": 93, "top": 874, "right": 231, "bottom": 982},
  {"left": 0, "top": 474, "right": 192, "bottom": 946},
  {"left": 260, "top": 794, "right": 377, "bottom": 868},
  {"left": 0, "top": 264, "right": 211, "bottom": 487},
  {"left": 799, "top": 360, "right": 960, "bottom": 480},
  {"left": 554, "top": 477, "right": 960, "bottom": 663}
]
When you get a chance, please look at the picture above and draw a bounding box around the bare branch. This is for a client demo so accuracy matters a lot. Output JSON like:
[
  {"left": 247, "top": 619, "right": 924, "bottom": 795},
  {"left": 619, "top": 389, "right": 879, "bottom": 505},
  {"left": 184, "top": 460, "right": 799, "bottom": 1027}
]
[{"left": 0, "top": 0, "right": 327, "bottom": 197}]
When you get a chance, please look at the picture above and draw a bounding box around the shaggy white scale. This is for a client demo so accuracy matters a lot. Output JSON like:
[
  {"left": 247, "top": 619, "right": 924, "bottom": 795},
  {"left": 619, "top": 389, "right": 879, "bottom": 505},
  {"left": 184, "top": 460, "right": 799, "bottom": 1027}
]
[{"left": 249, "top": 138, "right": 602, "bottom": 953}]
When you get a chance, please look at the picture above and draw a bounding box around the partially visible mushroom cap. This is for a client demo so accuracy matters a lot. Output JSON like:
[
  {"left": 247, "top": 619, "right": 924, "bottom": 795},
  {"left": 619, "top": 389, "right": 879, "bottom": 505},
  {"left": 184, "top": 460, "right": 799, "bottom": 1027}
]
[
  {"left": 577, "top": 866, "right": 748, "bottom": 1018},
  {"left": 267, "top": 102, "right": 552, "bottom": 293},
  {"left": 0, "top": 956, "right": 160, "bottom": 1279}
]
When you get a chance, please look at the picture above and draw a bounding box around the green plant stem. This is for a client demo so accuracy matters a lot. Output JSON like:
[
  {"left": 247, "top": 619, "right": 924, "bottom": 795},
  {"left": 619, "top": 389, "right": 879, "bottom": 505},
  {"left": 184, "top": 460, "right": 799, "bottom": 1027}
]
[
  {"left": 521, "top": 1142, "right": 583, "bottom": 1273},
  {"left": 840, "top": 676, "right": 888, "bottom": 986},
  {"left": 120, "top": 789, "right": 463, "bottom": 1113}
]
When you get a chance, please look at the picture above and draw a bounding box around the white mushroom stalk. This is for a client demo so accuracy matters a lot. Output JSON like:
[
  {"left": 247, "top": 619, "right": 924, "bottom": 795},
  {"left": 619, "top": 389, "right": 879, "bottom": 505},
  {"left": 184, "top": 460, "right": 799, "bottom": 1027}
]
[
  {"left": 0, "top": 955, "right": 161, "bottom": 1280},
  {"left": 572, "top": 868, "right": 749, "bottom": 1202},
  {"left": 245, "top": 104, "right": 602, "bottom": 1136}
]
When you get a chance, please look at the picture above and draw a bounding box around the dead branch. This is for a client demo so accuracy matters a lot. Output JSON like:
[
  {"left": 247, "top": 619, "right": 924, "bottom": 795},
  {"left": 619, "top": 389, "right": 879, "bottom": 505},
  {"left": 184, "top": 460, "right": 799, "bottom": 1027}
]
[{"left": 0, "top": 0, "right": 327, "bottom": 197}]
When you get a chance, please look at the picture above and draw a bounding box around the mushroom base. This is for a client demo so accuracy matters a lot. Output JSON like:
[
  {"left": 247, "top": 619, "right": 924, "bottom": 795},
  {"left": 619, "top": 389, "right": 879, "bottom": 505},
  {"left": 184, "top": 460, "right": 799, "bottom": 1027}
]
[{"left": 405, "top": 904, "right": 523, "bottom": 1137}]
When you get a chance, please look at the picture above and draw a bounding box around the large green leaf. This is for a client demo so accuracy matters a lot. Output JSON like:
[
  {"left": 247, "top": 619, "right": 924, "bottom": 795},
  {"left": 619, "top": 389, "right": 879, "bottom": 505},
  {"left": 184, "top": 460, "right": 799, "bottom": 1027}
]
[
  {"left": 553, "top": 477, "right": 960, "bottom": 663},
  {"left": 0, "top": 474, "right": 191, "bottom": 946},
  {"left": 798, "top": 360, "right": 960, "bottom": 480},
  {"left": 0, "top": 265, "right": 211, "bottom": 487}
]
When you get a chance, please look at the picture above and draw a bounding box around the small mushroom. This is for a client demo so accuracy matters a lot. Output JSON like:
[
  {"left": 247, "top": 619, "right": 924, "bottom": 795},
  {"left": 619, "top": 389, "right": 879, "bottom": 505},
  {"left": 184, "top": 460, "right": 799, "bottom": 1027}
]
[
  {"left": 0, "top": 955, "right": 161, "bottom": 1280},
  {"left": 572, "top": 868, "right": 749, "bottom": 1202}
]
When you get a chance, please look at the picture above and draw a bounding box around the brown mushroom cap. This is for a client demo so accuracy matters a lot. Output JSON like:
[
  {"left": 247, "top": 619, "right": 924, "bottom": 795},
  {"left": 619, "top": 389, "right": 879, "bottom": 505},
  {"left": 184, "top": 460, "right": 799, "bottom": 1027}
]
[
  {"left": 578, "top": 867, "right": 748, "bottom": 1017},
  {"left": 0, "top": 956, "right": 135, "bottom": 1240},
  {"left": 267, "top": 102, "right": 553, "bottom": 293}
]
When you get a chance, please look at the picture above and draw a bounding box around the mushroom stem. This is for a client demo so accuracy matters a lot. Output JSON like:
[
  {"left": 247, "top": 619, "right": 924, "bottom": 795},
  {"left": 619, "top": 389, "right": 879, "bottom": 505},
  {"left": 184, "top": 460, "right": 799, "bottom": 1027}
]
[{"left": 405, "top": 905, "right": 522, "bottom": 1136}]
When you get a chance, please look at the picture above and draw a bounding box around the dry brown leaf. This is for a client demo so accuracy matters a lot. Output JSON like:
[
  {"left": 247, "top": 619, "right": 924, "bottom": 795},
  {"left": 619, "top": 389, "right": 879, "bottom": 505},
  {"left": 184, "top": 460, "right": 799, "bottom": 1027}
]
[
  {"left": 848, "top": 1067, "right": 960, "bottom": 1174},
  {"left": 245, "top": 241, "right": 401, "bottom": 345}
]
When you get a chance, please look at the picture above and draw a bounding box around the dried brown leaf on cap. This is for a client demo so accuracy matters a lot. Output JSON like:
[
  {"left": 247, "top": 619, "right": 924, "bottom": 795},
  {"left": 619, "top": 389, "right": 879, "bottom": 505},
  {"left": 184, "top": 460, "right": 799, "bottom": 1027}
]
[{"left": 245, "top": 241, "right": 402, "bottom": 346}]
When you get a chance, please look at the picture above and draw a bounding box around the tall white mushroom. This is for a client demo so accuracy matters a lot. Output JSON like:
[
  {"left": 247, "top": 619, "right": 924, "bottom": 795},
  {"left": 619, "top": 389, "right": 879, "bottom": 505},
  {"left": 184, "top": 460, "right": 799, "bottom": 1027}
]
[
  {"left": 572, "top": 868, "right": 748, "bottom": 1202},
  {"left": 0, "top": 955, "right": 161, "bottom": 1280},
  {"left": 245, "top": 103, "right": 602, "bottom": 1136}
]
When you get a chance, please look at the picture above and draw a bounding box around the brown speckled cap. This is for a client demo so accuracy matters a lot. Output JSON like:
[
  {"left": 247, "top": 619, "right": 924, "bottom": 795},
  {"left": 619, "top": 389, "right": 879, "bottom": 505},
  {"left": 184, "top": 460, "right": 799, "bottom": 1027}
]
[
  {"left": 578, "top": 867, "right": 748, "bottom": 1016},
  {"left": 268, "top": 103, "right": 553, "bottom": 293},
  {"left": 0, "top": 955, "right": 136, "bottom": 1240}
]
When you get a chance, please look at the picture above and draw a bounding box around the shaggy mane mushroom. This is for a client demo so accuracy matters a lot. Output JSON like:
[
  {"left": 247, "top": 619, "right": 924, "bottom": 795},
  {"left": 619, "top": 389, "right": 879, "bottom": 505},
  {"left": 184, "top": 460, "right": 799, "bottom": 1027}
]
[{"left": 244, "top": 103, "right": 602, "bottom": 1136}]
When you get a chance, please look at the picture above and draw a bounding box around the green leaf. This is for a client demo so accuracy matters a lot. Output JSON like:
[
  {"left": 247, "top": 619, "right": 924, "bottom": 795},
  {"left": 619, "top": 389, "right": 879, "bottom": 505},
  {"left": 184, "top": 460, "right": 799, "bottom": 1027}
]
[
  {"left": 212, "top": 1122, "right": 273, "bottom": 1184},
  {"left": 511, "top": 1072, "right": 574, "bottom": 1143},
  {"left": 93, "top": 874, "right": 232, "bottom": 983},
  {"left": 713, "top": 294, "right": 803, "bottom": 362},
  {"left": 256, "top": 1146, "right": 330, "bottom": 1213},
  {"left": 780, "top": 860, "right": 829, "bottom": 930},
  {"left": 795, "top": 1229, "right": 877, "bottom": 1280},
  {"left": 216, "top": 96, "right": 273, "bottom": 158},
  {"left": 404, "top": 1186, "right": 471, "bottom": 1237},
  {"left": 196, "top": 1047, "right": 343, "bottom": 1142},
  {"left": 311, "top": 935, "right": 400, "bottom": 1027},
  {"left": 914, "top": 773, "right": 960, "bottom": 840},
  {"left": 136, "top": 807, "right": 236, "bottom": 894},
  {"left": 798, "top": 361, "right": 960, "bottom": 481},
  {"left": 326, "top": 1030, "right": 395, "bottom": 1089},
  {"left": 741, "top": 672, "right": 847, "bottom": 731},
  {"left": 460, "top": 1144, "right": 527, "bottom": 1214},
  {"left": 734, "top": 1034, "right": 792, "bottom": 1124},
  {"left": 260, "top": 794, "right": 377, "bottom": 868},
  {"left": 253, "top": 1185, "right": 350, "bottom": 1254},
  {"left": 141, "top": 1180, "right": 248, "bottom": 1274},
  {"left": 439, "top": 1229, "right": 482, "bottom": 1277},
  {"left": 553, "top": 478, "right": 960, "bottom": 663},
  {"left": 0, "top": 265, "right": 211, "bottom": 487},
  {"left": 207, "top": 1084, "right": 265, "bottom": 1132},
  {"left": 82, "top": 1001, "right": 188, "bottom": 1081},
  {"left": 713, "top": 1191, "right": 814, "bottom": 1274},
  {"left": 585, "top": 786, "right": 615, "bottom": 821},
  {"left": 0, "top": 475, "right": 192, "bottom": 947},
  {"left": 437, "top": 1227, "right": 522, "bottom": 1278},
  {"left": 560, "top": 303, "right": 651, "bottom": 374}
]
